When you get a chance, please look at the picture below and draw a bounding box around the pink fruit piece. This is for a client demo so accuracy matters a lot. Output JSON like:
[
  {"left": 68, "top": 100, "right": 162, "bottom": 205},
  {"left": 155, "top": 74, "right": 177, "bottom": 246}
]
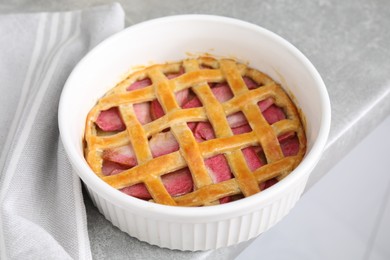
[
  {"left": 258, "top": 98, "right": 274, "bottom": 111},
  {"left": 150, "top": 100, "right": 165, "bottom": 120},
  {"left": 103, "top": 145, "right": 137, "bottom": 167},
  {"left": 205, "top": 154, "right": 233, "bottom": 183},
  {"left": 187, "top": 122, "right": 197, "bottom": 132},
  {"left": 280, "top": 133, "right": 300, "bottom": 157},
  {"left": 175, "top": 89, "right": 190, "bottom": 107},
  {"left": 102, "top": 160, "right": 130, "bottom": 176},
  {"left": 259, "top": 178, "right": 279, "bottom": 190},
  {"left": 121, "top": 183, "right": 151, "bottom": 200},
  {"left": 219, "top": 196, "right": 232, "bottom": 204},
  {"left": 162, "top": 168, "right": 194, "bottom": 197},
  {"left": 278, "top": 132, "right": 295, "bottom": 142},
  {"left": 262, "top": 104, "right": 286, "bottom": 124},
  {"left": 194, "top": 122, "right": 216, "bottom": 142},
  {"left": 205, "top": 154, "right": 234, "bottom": 204},
  {"left": 149, "top": 131, "right": 180, "bottom": 158},
  {"left": 134, "top": 103, "right": 152, "bottom": 125},
  {"left": 242, "top": 147, "right": 266, "bottom": 171},
  {"left": 211, "top": 82, "right": 234, "bottom": 102},
  {"left": 231, "top": 124, "right": 252, "bottom": 135},
  {"left": 243, "top": 76, "right": 258, "bottom": 89},
  {"left": 95, "top": 107, "right": 126, "bottom": 132},
  {"left": 127, "top": 78, "right": 152, "bottom": 91},
  {"left": 227, "top": 112, "right": 247, "bottom": 128},
  {"left": 182, "top": 95, "right": 202, "bottom": 109}
]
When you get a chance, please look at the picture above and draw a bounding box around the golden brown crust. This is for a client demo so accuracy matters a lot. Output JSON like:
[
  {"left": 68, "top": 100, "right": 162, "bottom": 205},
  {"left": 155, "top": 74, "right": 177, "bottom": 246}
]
[{"left": 84, "top": 57, "right": 306, "bottom": 206}]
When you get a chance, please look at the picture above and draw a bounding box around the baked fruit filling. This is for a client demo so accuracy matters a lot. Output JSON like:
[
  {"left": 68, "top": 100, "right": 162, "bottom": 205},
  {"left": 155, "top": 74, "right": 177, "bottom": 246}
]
[{"left": 85, "top": 57, "right": 306, "bottom": 206}]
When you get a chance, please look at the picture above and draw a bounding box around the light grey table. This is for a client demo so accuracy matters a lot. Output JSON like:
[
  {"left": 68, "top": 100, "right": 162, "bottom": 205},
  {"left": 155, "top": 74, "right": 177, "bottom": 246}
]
[{"left": 2, "top": 0, "right": 389, "bottom": 259}]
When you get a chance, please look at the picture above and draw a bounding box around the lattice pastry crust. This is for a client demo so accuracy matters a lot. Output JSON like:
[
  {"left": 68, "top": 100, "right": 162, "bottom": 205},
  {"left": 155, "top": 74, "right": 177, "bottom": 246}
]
[{"left": 84, "top": 57, "right": 306, "bottom": 207}]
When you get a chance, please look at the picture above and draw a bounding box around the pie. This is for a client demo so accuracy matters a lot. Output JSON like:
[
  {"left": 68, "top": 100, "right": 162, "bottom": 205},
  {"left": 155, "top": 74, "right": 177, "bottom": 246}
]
[{"left": 84, "top": 56, "right": 306, "bottom": 206}]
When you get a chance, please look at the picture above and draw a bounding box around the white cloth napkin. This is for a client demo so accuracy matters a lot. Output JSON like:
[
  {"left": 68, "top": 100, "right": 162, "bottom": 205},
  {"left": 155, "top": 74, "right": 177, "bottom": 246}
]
[{"left": 0, "top": 4, "right": 124, "bottom": 259}]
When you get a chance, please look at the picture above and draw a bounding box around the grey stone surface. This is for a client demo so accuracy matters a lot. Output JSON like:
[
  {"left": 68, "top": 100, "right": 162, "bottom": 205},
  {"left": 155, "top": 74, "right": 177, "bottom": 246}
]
[{"left": 2, "top": 0, "right": 390, "bottom": 259}]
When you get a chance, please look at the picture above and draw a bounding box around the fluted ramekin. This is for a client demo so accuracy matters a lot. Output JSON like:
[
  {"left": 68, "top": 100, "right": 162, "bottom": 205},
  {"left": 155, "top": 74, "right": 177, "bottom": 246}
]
[{"left": 59, "top": 15, "right": 331, "bottom": 251}]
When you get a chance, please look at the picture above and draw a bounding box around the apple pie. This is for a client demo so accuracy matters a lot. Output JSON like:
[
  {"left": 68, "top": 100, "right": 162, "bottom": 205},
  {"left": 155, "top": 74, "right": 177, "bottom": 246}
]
[{"left": 84, "top": 57, "right": 306, "bottom": 206}]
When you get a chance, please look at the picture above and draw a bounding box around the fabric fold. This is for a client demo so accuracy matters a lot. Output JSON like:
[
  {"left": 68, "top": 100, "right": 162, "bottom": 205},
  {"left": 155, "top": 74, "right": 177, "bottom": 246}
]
[{"left": 0, "top": 3, "right": 125, "bottom": 259}]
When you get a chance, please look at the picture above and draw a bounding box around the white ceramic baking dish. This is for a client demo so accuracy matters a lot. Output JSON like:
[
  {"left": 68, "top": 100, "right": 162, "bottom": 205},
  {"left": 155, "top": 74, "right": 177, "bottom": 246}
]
[{"left": 58, "top": 14, "right": 331, "bottom": 251}]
